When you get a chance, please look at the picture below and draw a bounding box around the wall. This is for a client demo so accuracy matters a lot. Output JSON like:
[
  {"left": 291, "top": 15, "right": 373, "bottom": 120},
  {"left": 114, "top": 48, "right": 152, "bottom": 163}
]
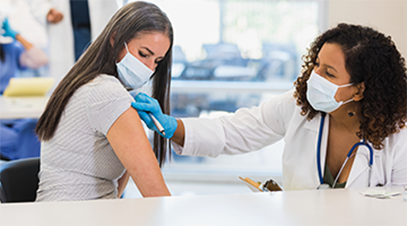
[{"left": 328, "top": 0, "right": 407, "bottom": 58}]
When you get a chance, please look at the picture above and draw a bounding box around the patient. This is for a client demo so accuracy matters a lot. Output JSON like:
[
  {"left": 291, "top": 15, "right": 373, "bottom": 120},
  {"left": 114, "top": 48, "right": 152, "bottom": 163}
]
[{"left": 35, "top": 1, "right": 173, "bottom": 201}]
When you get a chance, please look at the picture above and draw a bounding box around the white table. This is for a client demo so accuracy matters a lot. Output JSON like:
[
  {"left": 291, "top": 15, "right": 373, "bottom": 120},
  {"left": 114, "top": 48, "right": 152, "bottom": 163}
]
[
  {"left": 1, "top": 189, "right": 406, "bottom": 226},
  {"left": 0, "top": 96, "right": 49, "bottom": 119}
]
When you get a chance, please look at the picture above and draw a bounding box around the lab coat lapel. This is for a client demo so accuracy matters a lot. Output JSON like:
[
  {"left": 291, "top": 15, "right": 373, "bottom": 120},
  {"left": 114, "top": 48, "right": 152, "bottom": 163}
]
[
  {"left": 304, "top": 113, "right": 328, "bottom": 184},
  {"left": 303, "top": 114, "right": 321, "bottom": 133}
]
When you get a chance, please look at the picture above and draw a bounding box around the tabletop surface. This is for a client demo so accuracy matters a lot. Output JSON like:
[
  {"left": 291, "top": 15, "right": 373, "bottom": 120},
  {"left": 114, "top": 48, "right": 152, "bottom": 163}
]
[
  {"left": 1, "top": 188, "right": 406, "bottom": 226},
  {"left": 0, "top": 96, "right": 49, "bottom": 119}
]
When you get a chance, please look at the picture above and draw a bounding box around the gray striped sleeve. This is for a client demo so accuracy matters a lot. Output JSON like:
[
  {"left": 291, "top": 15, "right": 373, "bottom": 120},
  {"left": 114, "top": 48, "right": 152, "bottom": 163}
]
[{"left": 86, "top": 76, "right": 134, "bottom": 135}]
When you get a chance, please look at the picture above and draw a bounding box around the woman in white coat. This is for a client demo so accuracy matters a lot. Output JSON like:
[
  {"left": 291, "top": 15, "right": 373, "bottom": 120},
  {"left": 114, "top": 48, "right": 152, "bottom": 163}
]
[
  {"left": 27, "top": 0, "right": 119, "bottom": 88},
  {"left": 132, "top": 23, "right": 407, "bottom": 191}
]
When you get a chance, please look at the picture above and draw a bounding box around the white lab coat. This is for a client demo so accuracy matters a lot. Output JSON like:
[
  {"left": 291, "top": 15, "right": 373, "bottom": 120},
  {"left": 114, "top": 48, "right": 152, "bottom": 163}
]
[
  {"left": 174, "top": 90, "right": 407, "bottom": 190},
  {"left": 27, "top": 0, "right": 119, "bottom": 87}
]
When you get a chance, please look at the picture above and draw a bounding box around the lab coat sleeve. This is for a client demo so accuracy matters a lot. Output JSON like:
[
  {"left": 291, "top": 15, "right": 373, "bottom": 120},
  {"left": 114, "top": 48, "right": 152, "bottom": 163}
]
[
  {"left": 173, "top": 90, "right": 296, "bottom": 157},
  {"left": 19, "top": 47, "right": 49, "bottom": 69},
  {"left": 390, "top": 128, "right": 407, "bottom": 186},
  {"left": 26, "top": 0, "right": 54, "bottom": 23}
]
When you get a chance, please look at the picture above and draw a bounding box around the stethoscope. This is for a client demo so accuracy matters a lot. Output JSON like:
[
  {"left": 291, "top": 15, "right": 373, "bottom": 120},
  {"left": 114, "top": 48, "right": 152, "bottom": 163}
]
[{"left": 316, "top": 114, "right": 374, "bottom": 189}]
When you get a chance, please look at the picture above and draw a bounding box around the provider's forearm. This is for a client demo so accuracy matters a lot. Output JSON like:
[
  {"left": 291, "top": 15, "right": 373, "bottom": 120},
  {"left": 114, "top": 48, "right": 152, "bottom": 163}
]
[{"left": 15, "top": 34, "right": 33, "bottom": 50}]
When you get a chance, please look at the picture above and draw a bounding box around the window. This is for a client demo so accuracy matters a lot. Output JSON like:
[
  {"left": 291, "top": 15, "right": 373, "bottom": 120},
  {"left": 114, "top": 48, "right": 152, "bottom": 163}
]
[{"left": 126, "top": 0, "right": 327, "bottom": 184}]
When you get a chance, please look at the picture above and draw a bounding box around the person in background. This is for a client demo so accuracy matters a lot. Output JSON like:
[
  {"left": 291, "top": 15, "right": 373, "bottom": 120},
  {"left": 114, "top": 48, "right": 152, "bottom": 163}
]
[
  {"left": 0, "top": 0, "right": 50, "bottom": 78},
  {"left": 0, "top": 17, "right": 48, "bottom": 160},
  {"left": 133, "top": 23, "right": 407, "bottom": 190},
  {"left": 0, "top": 18, "right": 48, "bottom": 93},
  {"left": 35, "top": 1, "right": 173, "bottom": 201},
  {"left": 27, "top": 0, "right": 119, "bottom": 88}
]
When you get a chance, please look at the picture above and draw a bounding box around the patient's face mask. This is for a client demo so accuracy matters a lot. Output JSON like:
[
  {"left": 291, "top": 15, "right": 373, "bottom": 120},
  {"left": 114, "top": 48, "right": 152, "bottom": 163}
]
[
  {"left": 116, "top": 43, "right": 154, "bottom": 89},
  {"left": 306, "top": 71, "right": 353, "bottom": 113}
]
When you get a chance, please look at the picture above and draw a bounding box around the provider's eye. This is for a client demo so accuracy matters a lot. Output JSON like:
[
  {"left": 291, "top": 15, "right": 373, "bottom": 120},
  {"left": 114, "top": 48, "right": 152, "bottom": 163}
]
[{"left": 326, "top": 71, "right": 335, "bottom": 78}]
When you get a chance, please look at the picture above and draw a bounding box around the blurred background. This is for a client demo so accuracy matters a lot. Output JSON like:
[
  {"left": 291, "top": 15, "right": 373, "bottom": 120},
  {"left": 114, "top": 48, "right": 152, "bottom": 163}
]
[{"left": 1, "top": 0, "right": 406, "bottom": 197}]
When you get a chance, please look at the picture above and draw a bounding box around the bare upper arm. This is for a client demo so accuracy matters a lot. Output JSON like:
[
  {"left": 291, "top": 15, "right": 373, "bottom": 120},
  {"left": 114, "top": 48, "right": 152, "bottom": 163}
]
[
  {"left": 106, "top": 107, "right": 170, "bottom": 197},
  {"left": 106, "top": 107, "right": 155, "bottom": 172}
]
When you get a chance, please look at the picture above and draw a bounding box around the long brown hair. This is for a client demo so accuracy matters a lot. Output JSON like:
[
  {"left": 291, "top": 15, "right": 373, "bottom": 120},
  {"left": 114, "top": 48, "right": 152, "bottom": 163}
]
[{"left": 36, "top": 1, "right": 174, "bottom": 166}]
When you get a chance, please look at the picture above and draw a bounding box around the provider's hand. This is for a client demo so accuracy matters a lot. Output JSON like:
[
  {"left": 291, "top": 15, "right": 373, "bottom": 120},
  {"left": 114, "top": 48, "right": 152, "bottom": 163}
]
[
  {"left": 47, "top": 8, "right": 63, "bottom": 23},
  {"left": 1, "top": 18, "right": 17, "bottom": 39},
  {"left": 131, "top": 93, "right": 177, "bottom": 139}
]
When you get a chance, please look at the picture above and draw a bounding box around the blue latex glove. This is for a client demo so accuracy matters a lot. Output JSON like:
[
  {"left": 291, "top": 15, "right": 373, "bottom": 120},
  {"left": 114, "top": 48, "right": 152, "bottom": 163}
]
[
  {"left": 1, "top": 18, "right": 18, "bottom": 39},
  {"left": 131, "top": 92, "right": 177, "bottom": 139}
]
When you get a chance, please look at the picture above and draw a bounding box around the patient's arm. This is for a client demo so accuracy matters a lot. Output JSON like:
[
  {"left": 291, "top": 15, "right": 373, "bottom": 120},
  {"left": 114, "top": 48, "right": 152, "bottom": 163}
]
[
  {"left": 117, "top": 171, "right": 130, "bottom": 198},
  {"left": 107, "top": 107, "right": 171, "bottom": 198}
]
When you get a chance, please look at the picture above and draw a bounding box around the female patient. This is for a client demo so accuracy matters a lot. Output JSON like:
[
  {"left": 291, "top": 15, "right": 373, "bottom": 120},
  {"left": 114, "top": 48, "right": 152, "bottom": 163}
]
[{"left": 35, "top": 1, "right": 173, "bottom": 201}]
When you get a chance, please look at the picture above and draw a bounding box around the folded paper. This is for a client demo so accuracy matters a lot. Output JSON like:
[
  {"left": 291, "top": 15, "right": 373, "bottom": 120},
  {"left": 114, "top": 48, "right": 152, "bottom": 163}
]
[{"left": 3, "top": 77, "right": 54, "bottom": 97}]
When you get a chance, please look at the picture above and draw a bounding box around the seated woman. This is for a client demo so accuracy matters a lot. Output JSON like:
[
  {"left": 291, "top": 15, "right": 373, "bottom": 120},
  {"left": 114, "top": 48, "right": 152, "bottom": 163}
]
[
  {"left": 0, "top": 18, "right": 48, "bottom": 160},
  {"left": 35, "top": 1, "right": 173, "bottom": 201}
]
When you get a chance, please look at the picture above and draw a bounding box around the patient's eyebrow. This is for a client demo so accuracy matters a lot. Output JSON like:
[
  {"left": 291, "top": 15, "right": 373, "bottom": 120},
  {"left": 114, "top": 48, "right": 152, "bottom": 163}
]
[{"left": 141, "top": 46, "right": 154, "bottom": 55}]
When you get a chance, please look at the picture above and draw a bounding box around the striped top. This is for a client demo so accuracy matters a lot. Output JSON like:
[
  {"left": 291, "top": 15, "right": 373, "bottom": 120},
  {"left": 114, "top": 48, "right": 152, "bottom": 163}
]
[{"left": 36, "top": 75, "right": 134, "bottom": 202}]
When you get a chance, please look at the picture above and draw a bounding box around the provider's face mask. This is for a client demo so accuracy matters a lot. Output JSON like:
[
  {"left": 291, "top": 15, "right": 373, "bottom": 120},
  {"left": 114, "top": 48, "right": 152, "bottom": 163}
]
[
  {"left": 306, "top": 71, "right": 353, "bottom": 113},
  {"left": 116, "top": 43, "right": 154, "bottom": 89}
]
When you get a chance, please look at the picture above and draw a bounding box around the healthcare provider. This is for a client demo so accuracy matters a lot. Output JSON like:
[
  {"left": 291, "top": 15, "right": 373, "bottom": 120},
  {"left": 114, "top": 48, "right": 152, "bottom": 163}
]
[
  {"left": 132, "top": 23, "right": 407, "bottom": 190},
  {"left": 35, "top": 1, "right": 173, "bottom": 201},
  {"left": 27, "top": 0, "right": 119, "bottom": 88}
]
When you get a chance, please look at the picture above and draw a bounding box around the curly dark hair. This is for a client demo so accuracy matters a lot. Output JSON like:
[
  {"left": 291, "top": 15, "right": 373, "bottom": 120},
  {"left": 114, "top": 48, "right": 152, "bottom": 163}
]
[{"left": 294, "top": 23, "right": 407, "bottom": 149}]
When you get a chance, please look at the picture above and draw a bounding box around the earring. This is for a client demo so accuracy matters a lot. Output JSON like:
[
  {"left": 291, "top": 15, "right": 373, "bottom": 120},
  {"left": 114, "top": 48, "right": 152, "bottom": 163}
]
[{"left": 348, "top": 111, "right": 355, "bottom": 117}]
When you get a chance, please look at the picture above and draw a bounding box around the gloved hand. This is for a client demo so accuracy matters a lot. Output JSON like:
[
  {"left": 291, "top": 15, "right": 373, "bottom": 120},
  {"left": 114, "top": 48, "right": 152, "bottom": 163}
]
[
  {"left": 1, "top": 18, "right": 18, "bottom": 39},
  {"left": 131, "top": 92, "right": 177, "bottom": 139}
]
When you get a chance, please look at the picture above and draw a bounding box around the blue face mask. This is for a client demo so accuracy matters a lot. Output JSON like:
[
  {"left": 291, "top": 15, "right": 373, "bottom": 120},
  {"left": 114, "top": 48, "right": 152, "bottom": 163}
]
[
  {"left": 116, "top": 43, "right": 154, "bottom": 89},
  {"left": 306, "top": 71, "right": 353, "bottom": 113}
]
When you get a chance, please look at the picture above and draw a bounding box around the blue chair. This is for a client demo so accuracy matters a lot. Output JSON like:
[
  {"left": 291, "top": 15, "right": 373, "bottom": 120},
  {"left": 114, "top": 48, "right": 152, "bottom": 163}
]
[{"left": 0, "top": 157, "right": 40, "bottom": 203}]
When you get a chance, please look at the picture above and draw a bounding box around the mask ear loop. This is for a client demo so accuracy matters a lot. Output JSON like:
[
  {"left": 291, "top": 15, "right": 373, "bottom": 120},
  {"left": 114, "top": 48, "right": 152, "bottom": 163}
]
[
  {"left": 344, "top": 81, "right": 359, "bottom": 106},
  {"left": 341, "top": 98, "right": 354, "bottom": 105},
  {"left": 116, "top": 43, "right": 130, "bottom": 64},
  {"left": 124, "top": 42, "right": 129, "bottom": 53},
  {"left": 335, "top": 83, "right": 354, "bottom": 108}
]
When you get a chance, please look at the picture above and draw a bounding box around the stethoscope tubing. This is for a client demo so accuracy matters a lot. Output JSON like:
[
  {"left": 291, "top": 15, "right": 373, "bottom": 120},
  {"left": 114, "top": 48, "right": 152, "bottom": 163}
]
[
  {"left": 348, "top": 141, "right": 374, "bottom": 166},
  {"left": 317, "top": 115, "right": 373, "bottom": 185},
  {"left": 317, "top": 115, "right": 326, "bottom": 184}
]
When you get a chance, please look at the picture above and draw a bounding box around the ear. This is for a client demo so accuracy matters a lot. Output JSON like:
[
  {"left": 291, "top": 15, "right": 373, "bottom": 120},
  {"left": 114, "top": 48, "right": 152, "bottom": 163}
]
[
  {"left": 353, "top": 82, "right": 365, "bottom": 101},
  {"left": 110, "top": 31, "right": 116, "bottom": 47}
]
